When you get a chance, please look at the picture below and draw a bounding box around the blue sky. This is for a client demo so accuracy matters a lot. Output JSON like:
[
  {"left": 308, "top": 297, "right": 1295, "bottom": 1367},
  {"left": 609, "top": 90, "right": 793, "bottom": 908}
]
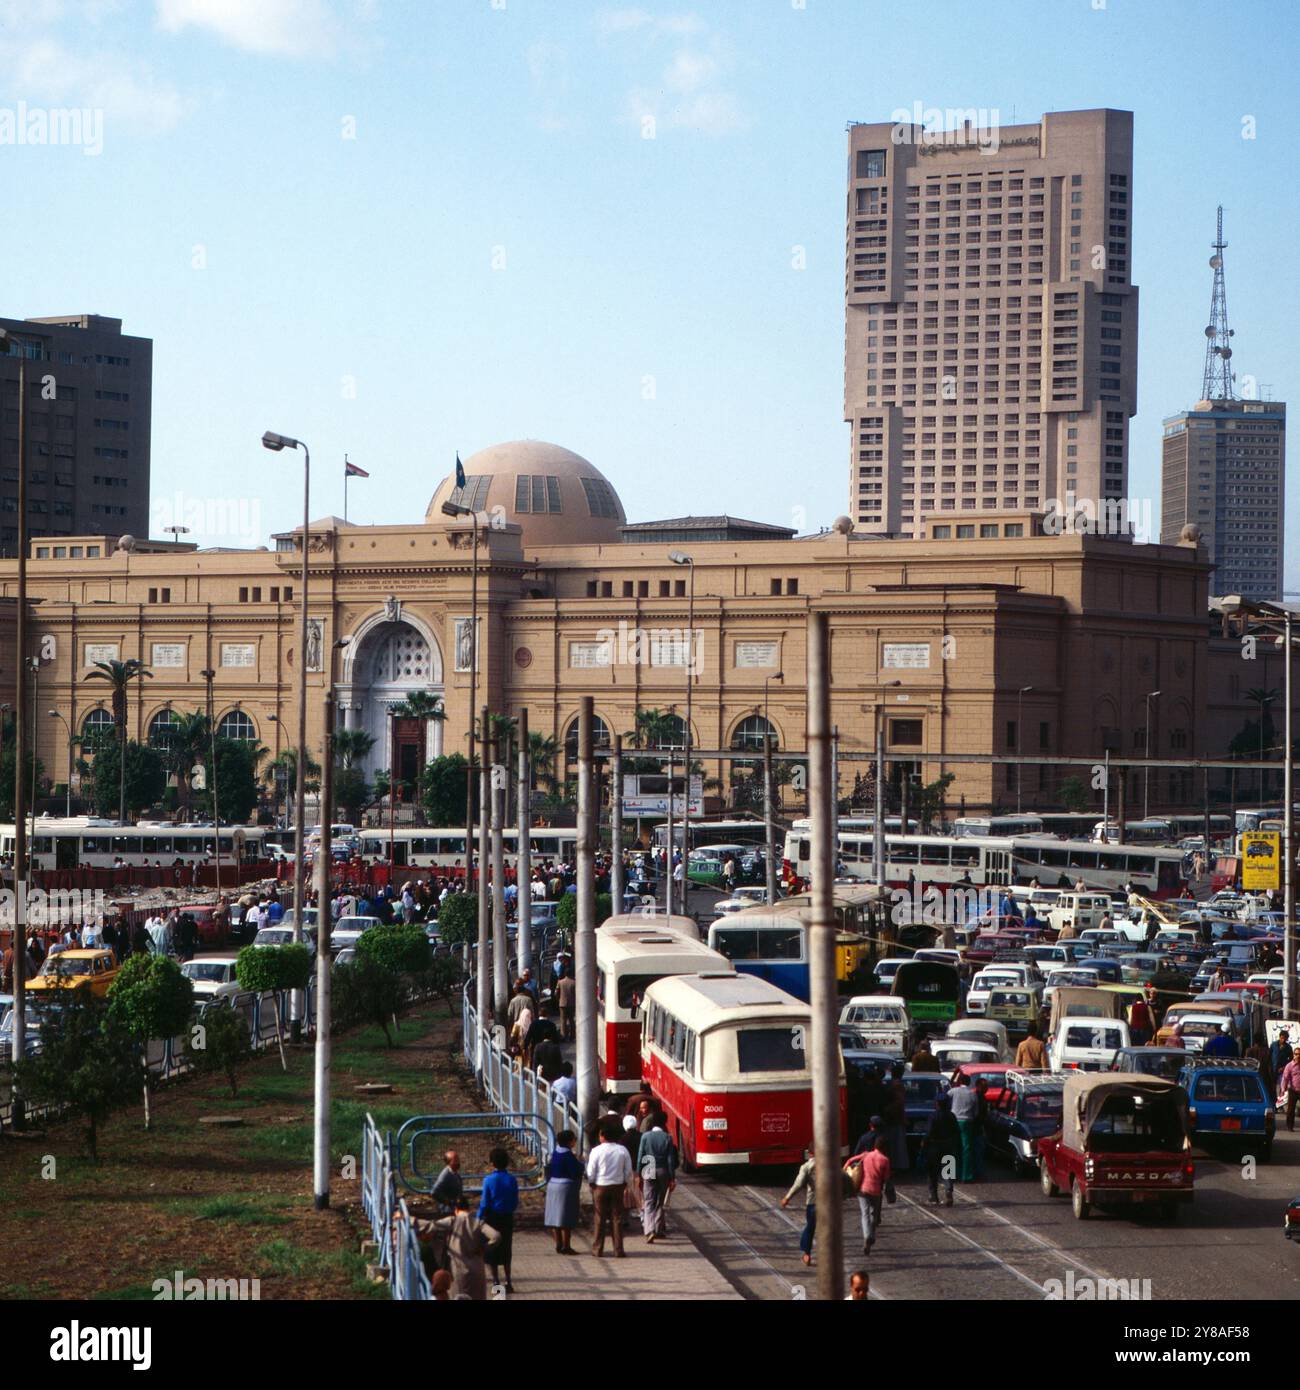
[{"left": 1, "top": 0, "right": 1295, "bottom": 578}]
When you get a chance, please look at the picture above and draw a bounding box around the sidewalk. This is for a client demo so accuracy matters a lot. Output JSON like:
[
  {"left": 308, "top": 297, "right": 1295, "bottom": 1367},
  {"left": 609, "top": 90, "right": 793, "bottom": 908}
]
[{"left": 503, "top": 1218, "right": 740, "bottom": 1301}]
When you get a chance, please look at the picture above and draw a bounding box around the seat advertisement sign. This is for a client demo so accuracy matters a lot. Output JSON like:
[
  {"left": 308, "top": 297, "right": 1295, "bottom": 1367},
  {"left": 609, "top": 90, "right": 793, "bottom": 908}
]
[{"left": 1240, "top": 832, "right": 1281, "bottom": 890}]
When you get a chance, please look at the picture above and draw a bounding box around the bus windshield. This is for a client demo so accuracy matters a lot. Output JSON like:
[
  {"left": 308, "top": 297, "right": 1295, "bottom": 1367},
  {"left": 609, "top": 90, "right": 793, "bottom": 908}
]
[
  {"left": 736, "top": 1028, "right": 808, "bottom": 1073},
  {"left": 711, "top": 927, "right": 803, "bottom": 961}
]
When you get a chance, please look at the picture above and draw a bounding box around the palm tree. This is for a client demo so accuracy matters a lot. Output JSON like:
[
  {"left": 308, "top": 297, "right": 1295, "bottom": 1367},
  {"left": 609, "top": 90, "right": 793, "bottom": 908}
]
[
  {"left": 527, "top": 730, "right": 562, "bottom": 792},
  {"left": 390, "top": 691, "right": 446, "bottom": 825},
  {"left": 332, "top": 728, "right": 376, "bottom": 770},
  {"left": 150, "top": 709, "right": 210, "bottom": 818},
  {"left": 85, "top": 658, "right": 152, "bottom": 823},
  {"left": 266, "top": 747, "right": 321, "bottom": 801}
]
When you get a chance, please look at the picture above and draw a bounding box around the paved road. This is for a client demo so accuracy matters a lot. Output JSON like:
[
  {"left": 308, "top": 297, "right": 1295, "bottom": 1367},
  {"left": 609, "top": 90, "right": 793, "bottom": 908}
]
[{"left": 671, "top": 1128, "right": 1300, "bottom": 1301}]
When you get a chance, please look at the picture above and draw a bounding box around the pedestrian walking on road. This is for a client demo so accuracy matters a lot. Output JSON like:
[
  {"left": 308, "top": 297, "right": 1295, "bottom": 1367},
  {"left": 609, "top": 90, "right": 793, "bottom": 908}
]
[
  {"left": 846, "top": 1134, "right": 892, "bottom": 1256},
  {"left": 434, "top": 1201, "right": 500, "bottom": 1301},
  {"left": 556, "top": 971, "right": 576, "bottom": 1040},
  {"left": 922, "top": 1094, "right": 960, "bottom": 1206},
  {"left": 430, "top": 1149, "right": 464, "bottom": 1214},
  {"left": 586, "top": 1117, "right": 634, "bottom": 1257},
  {"left": 477, "top": 1148, "right": 519, "bottom": 1293},
  {"left": 950, "top": 1073, "right": 980, "bottom": 1182},
  {"left": 780, "top": 1143, "right": 817, "bottom": 1265},
  {"left": 1014, "top": 1022, "right": 1048, "bottom": 1070},
  {"left": 544, "top": 1129, "right": 584, "bottom": 1254},
  {"left": 636, "top": 1111, "right": 677, "bottom": 1243},
  {"left": 847, "top": 1270, "right": 870, "bottom": 1301},
  {"left": 1278, "top": 1054, "right": 1300, "bottom": 1131}
]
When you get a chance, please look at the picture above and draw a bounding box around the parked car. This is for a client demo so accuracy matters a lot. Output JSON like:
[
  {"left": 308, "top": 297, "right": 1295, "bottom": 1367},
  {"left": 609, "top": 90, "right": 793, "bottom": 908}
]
[
  {"left": 986, "top": 1073, "right": 1065, "bottom": 1174},
  {"left": 251, "top": 926, "right": 317, "bottom": 961},
  {"left": 1071, "top": 956, "right": 1123, "bottom": 984},
  {"left": 1038, "top": 1073, "right": 1194, "bottom": 1221},
  {"left": 948, "top": 1061, "right": 1021, "bottom": 1108},
  {"left": 872, "top": 957, "right": 911, "bottom": 992},
  {"left": 1110, "top": 1046, "right": 1188, "bottom": 1080},
  {"left": 181, "top": 953, "right": 243, "bottom": 1002},
  {"left": 27, "top": 948, "right": 119, "bottom": 998},
  {"left": 1050, "top": 1016, "right": 1131, "bottom": 1072},
  {"left": 1178, "top": 1058, "right": 1274, "bottom": 1159},
  {"left": 329, "top": 915, "right": 380, "bottom": 953},
  {"left": 837, "top": 995, "right": 912, "bottom": 1057},
  {"left": 1048, "top": 893, "right": 1114, "bottom": 937},
  {"left": 946, "top": 1017, "right": 1012, "bottom": 1062},
  {"left": 931, "top": 1037, "right": 1003, "bottom": 1069},
  {"left": 334, "top": 948, "right": 358, "bottom": 968},
  {"left": 902, "top": 1072, "right": 952, "bottom": 1156},
  {"left": 966, "top": 967, "right": 1029, "bottom": 1017}
]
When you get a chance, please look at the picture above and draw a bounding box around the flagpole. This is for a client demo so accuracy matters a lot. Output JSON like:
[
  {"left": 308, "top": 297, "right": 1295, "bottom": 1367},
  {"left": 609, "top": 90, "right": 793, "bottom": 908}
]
[{"left": 344, "top": 453, "right": 349, "bottom": 524}]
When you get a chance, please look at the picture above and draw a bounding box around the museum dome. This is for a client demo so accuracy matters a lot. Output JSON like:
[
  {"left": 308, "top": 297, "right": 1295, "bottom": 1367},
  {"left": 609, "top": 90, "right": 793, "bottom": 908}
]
[{"left": 426, "top": 440, "right": 627, "bottom": 546}]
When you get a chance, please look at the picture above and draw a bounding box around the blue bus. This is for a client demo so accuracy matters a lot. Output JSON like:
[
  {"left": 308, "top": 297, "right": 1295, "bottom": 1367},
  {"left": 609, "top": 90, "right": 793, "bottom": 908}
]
[{"left": 707, "top": 914, "right": 808, "bottom": 1000}]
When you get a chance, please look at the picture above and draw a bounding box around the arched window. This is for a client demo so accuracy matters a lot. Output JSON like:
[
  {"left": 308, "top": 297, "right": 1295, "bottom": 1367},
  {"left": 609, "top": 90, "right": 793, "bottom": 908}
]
[
  {"left": 81, "top": 708, "right": 115, "bottom": 748},
  {"left": 148, "top": 709, "right": 179, "bottom": 745},
  {"left": 564, "top": 714, "right": 612, "bottom": 759},
  {"left": 645, "top": 714, "right": 687, "bottom": 751},
  {"left": 217, "top": 710, "right": 256, "bottom": 742},
  {"left": 731, "top": 715, "right": 779, "bottom": 753}
]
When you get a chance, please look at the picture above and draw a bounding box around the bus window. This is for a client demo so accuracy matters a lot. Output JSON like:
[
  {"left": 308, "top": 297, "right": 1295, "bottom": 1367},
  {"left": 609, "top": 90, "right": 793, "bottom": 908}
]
[
  {"left": 83, "top": 836, "right": 108, "bottom": 854},
  {"left": 891, "top": 842, "right": 919, "bottom": 863},
  {"left": 443, "top": 836, "right": 467, "bottom": 855},
  {"left": 596, "top": 969, "right": 606, "bottom": 1008},
  {"left": 617, "top": 974, "right": 659, "bottom": 1012},
  {"left": 763, "top": 929, "right": 805, "bottom": 961},
  {"left": 951, "top": 843, "right": 980, "bottom": 868},
  {"left": 712, "top": 928, "right": 760, "bottom": 961},
  {"left": 685, "top": 1030, "right": 696, "bottom": 1074},
  {"left": 919, "top": 842, "right": 950, "bottom": 866},
  {"left": 1158, "top": 859, "right": 1180, "bottom": 893},
  {"left": 736, "top": 1028, "right": 808, "bottom": 1073},
  {"left": 672, "top": 1022, "right": 687, "bottom": 1067},
  {"left": 1069, "top": 850, "right": 1098, "bottom": 871}
]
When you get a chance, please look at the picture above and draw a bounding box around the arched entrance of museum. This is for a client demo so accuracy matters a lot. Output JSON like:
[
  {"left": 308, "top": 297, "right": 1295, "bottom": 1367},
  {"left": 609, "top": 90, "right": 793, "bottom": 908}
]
[{"left": 336, "top": 611, "right": 445, "bottom": 785}]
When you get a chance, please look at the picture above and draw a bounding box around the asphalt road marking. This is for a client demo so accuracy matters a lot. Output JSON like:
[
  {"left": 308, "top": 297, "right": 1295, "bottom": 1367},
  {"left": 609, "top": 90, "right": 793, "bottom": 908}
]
[
  {"left": 892, "top": 1189, "right": 1054, "bottom": 1297},
  {"left": 950, "top": 1185, "right": 1115, "bottom": 1285},
  {"left": 744, "top": 1187, "right": 888, "bottom": 1299}
]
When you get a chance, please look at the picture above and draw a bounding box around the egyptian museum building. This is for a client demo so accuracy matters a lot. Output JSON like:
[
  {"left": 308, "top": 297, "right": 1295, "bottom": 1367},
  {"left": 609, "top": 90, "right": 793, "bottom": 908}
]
[{"left": 0, "top": 438, "right": 1247, "bottom": 821}]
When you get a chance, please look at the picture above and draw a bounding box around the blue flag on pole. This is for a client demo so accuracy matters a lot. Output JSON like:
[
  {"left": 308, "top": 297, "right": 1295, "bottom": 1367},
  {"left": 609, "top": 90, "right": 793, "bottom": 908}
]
[{"left": 455, "top": 453, "right": 466, "bottom": 491}]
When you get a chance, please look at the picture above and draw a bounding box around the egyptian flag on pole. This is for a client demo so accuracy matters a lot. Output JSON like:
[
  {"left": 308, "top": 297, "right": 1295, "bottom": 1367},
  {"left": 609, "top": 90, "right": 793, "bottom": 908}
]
[{"left": 345, "top": 457, "right": 369, "bottom": 478}]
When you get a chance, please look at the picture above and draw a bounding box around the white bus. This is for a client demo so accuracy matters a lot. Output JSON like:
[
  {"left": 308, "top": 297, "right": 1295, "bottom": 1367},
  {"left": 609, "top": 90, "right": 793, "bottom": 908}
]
[
  {"left": 596, "top": 929, "right": 731, "bottom": 1093},
  {"left": 952, "top": 815, "right": 1045, "bottom": 839},
  {"left": 355, "top": 826, "right": 577, "bottom": 869},
  {"left": 1091, "top": 818, "right": 1173, "bottom": 845},
  {"left": 652, "top": 818, "right": 770, "bottom": 852},
  {"left": 789, "top": 815, "right": 919, "bottom": 837},
  {"left": 782, "top": 830, "right": 1184, "bottom": 899},
  {"left": 1236, "top": 807, "right": 1284, "bottom": 834},
  {"left": 0, "top": 818, "right": 267, "bottom": 871}
]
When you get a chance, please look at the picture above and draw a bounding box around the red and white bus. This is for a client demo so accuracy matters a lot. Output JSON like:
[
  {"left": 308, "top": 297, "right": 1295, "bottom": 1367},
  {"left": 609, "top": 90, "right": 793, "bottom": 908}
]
[
  {"left": 640, "top": 971, "right": 846, "bottom": 1169},
  {"left": 596, "top": 930, "right": 730, "bottom": 1093}
]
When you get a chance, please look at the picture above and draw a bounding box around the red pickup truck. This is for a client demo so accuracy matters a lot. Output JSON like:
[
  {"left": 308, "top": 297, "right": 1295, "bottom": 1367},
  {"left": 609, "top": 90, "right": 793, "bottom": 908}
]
[{"left": 1037, "top": 1073, "right": 1194, "bottom": 1221}]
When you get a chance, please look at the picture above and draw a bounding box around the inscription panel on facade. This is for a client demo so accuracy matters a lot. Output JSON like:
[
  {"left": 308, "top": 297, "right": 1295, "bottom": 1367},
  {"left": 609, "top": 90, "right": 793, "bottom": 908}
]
[
  {"left": 221, "top": 643, "right": 256, "bottom": 668},
  {"left": 882, "top": 642, "right": 930, "bottom": 670}
]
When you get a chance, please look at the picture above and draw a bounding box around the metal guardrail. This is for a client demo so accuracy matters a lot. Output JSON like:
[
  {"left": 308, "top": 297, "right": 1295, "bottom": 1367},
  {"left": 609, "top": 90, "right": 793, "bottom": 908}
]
[
  {"left": 461, "top": 980, "right": 586, "bottom": 1159},
  {"left": 0, "top": 980, "right": 318, "bottom": 1129},
  {"left": 393, "top": 1111, "right": 551, "bottom": 1196},
  {"left": 361, "top": 1110, "right": 432, "bottom": 1302}
]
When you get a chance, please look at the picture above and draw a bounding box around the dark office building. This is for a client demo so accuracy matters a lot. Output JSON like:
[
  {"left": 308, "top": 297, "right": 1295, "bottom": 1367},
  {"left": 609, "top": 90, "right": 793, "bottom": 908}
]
[{"left": 0, "top": 313, "right": 152, "bottom": 555}]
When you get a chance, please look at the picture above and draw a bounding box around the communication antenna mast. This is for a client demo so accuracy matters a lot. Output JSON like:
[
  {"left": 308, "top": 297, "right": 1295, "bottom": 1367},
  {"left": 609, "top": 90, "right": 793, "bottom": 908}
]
[{"left": 1201, "top": 204, "right": 1235, "bottom": 400}]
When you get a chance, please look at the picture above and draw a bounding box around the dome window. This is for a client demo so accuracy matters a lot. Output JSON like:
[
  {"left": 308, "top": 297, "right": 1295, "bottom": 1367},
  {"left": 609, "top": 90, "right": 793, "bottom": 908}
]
[
  {"left": 582, "top": 476, "right": 620, "bottom": 518},
  {"left": 515, "top": 475, "right": 563, "bottom": 513}
]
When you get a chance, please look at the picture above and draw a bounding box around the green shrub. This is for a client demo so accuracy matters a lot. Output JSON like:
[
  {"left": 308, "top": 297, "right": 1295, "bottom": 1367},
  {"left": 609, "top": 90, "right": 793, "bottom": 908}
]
[
  {"left": 235, "top": 943, "right": 312, "bottom": 994},
  {"left": 331, "top": 955, "right": 405, "bottom": 1046},
  {"left": 355, "top": 923, "right": 431, "bottom": 974},
  {"left": 556, "top": 891, "right": 611, "bottom": 934},
  {"left": 435, "top": 892, "right": 477, "bottom": 947},
  {"left": 107, "top": 953, "right": 194, "bottom": 1043},
  {"left": 185, "top": 1003, "right": 253, "bottom": 1098}
]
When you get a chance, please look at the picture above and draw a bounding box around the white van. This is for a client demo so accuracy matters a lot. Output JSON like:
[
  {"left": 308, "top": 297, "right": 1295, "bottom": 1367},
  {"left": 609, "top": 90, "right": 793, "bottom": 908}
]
[
  {"left": 1049, "top": 1016, "right": 1131, "bottom": 1073},
  {"left": 838, "top": 996, "right": 912, "bottom": 1056},
  {"left": 1047, "top": 892, "right": 1112, "bottom": 936}
]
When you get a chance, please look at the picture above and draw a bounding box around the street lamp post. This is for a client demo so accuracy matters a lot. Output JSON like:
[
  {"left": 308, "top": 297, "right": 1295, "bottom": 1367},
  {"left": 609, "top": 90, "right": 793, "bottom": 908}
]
[
  {"left": 1143, "top": 690, "right": 1162, "bottom": 820},
  {"left": 262, "top": 430, "right": 311, "bottom": 1037},
  {"left": 1016, "top": 686, "right": 1034, "bottom": 814},
  {"left": 669, "top": 551, "right": 695, "bottom": 915},
  {"left": 764, "top": 672, "right": 784, "bottom": 903},
  {"left": 2, "top": 325, "right": 36, "bottom": 1094},
  {"left": 47, "top": 710, "right": 72, "bottom": 816},
  {"left": 198, "top": 668, "right": 221, "bottom": 894},
  {"left": 441, "top": 495, "right": 479, "bottom": 898}
]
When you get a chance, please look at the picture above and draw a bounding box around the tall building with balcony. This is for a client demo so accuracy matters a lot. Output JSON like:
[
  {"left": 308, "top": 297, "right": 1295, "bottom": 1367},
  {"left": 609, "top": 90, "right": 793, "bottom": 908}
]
[
  {"left": 844, "top": 109, "right": 1137, "bottom": 536},
  {"left": 0, "top": 313, "right": 153, "bottom": 557},
  {"left": 1161, "top": 399, "right": 1286, "bottom": 600}
]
